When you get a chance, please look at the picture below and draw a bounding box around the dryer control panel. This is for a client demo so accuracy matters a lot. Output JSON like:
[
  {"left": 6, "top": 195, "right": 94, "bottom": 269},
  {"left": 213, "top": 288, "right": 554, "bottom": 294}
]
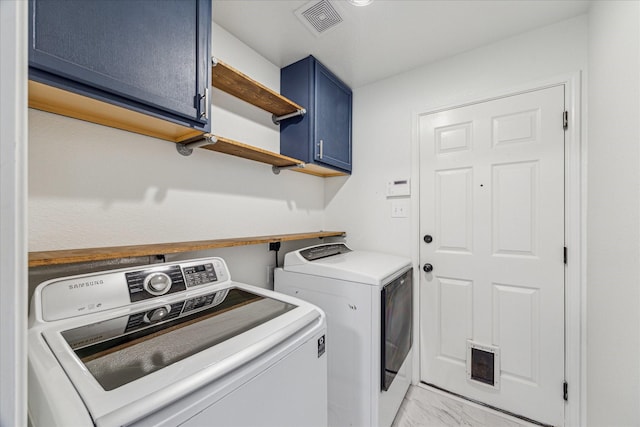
[{"left": 299, "top": 243, "right": 352, "bottom": 261}]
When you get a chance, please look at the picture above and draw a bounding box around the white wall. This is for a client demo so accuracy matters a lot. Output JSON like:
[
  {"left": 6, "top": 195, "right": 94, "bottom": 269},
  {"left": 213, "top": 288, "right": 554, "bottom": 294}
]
[
  {"left": 325, "top": 15, "right": 587, "bottom": 257},
  {"left": 211, "top": 24, "right": 282, "bottom": 153},
  {"left": 587, "top": 2, "right": 640, "bottom": 426},
  {"left": 28, "top": 23, "right": 329, "bottom": 288},
  {"left": 0, "top": 1, "right": 27, "bottom": 425}
]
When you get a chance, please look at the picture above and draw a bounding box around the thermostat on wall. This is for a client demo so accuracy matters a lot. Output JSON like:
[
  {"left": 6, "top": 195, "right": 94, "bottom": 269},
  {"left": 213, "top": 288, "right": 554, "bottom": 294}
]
[{"left": 387, "top": 178, "right": 411, "bottom": 198}]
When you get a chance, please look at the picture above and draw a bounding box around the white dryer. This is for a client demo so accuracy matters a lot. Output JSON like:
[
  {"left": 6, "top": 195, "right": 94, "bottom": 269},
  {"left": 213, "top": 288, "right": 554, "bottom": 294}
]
[{"left": 275, "top": 243, "right": 413, "bottom": 427}]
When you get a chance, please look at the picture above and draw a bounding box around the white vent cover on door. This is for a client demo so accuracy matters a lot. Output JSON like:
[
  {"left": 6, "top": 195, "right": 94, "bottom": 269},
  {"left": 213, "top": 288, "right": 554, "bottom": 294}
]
[{"left": 295, "top": 0, "right": 344, "bottom": 36}]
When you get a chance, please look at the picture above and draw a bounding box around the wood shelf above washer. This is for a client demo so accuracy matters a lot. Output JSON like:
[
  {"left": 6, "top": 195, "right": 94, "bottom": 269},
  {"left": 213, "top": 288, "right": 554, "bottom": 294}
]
[
  {"left": 29, "top": 80, "right": 204, "bottom": 143},
  {"left": 28, "top": 231, "right": 346, "bottom": 267},
  {"left": 195, "top": 136, "right": 346, "bottom": 177},
  {"left": 211, "top": 58, "right": 304, "bottom": 117},
  {"left": 204, "top": 135, "right": 302, "bottom": 167}
]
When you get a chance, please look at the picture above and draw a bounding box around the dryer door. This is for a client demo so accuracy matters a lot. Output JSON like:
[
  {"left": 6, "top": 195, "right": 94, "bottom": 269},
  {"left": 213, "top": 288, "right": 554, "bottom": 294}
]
[{"left": 381, "top": 269, "right": 413, "bottom": 391}]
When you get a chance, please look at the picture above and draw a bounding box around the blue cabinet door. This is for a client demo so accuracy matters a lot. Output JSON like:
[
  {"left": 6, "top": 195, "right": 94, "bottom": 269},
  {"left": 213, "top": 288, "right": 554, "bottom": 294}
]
[
  {"left": 29, "top": 0, "right": 211, "bottom": 132},
  {"left": 280, "top": 56, "right": 352, "bottom": 174},
  {"left": 314, "top": 61, "right": 352, "bottom": 172}
]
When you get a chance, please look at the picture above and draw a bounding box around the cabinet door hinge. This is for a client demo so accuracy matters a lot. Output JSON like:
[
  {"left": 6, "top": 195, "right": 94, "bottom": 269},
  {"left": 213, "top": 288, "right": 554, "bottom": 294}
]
[
  {"left": 564, "top": 246, "right": 567, "bottom": 264},
  {"left": 563, "top": 111, "right": 569, "bottom": 130},
  {"left": 563, "top": 381, "right": 568, "bottom": 401},
  {"left": 196, "top": 88, "right": 209, "bottom": 121}
]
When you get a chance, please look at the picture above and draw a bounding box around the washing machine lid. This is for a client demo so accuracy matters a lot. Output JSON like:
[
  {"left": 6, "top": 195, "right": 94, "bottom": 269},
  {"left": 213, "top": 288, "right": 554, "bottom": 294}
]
[
  {"left": 59, "top": 287, "right": 296, "bottom": 391},
  {"left": 282, "top": 243, "right": 411, "bottom": 286}
]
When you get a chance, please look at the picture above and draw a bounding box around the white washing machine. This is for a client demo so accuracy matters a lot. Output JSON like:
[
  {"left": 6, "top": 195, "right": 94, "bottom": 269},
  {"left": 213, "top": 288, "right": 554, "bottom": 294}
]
[
  {"left": 275, "top": 243, "right": 413, "bottom": 427},
  {"left": 28, "top": 257, "right": 327, "bottom": 427}
]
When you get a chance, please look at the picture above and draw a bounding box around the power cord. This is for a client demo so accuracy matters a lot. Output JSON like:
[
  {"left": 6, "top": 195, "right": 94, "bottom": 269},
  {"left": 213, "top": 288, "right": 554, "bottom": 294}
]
[{"left": 269, "top": 242, "right": 281, "bottom": 268}]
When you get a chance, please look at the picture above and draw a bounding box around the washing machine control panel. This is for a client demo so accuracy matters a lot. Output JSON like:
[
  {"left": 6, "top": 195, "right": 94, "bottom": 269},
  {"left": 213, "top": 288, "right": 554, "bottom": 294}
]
[
  {"left": 126, "top": 266, "right": 186, "bottom": 302},
  {"left": 183, "top": 263, "right": 217, "bottom": 287},
  {"left": 125, "top": 261, "right": 224, "bottom": 302},
  {"left": 36, "top": 257, "right": 232, "bottom": 321}
]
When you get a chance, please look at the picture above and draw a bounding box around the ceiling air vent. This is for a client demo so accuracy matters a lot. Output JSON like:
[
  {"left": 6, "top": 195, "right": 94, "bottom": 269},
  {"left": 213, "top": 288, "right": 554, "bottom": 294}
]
[{"left": 295, "top": 0, "right": 344, "bottom": 36}]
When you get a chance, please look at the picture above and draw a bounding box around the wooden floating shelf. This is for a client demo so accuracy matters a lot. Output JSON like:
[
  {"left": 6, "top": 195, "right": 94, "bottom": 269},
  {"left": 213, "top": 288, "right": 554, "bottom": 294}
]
[
  {"left": 28, "top": 80, "right": 203, "bottom": 143},
  {"left": 29, "top": 231, "right": 346, "bottom": 267},
  {"left": 199, "top": 136, "right": 346, "bottom": 177},
  {"left": 290, "top": 163, "right": 347, "bottom": 178},
  {"left": 205, "top": 135, "right": 302, "bottom": 167},
  {"left": 212, "top": 58, "right": 304, "bottom": 117}
]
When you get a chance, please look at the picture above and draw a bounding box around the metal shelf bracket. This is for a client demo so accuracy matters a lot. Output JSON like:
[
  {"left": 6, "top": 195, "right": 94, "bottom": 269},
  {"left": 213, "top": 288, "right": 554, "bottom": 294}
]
[
  {"left": 272, "top": 108, "right": 306, "bottom": 125},
  {"left": 272, "top": 163, "right": 305, "bottom": 175},
  {"left": 176, "top": 135, "right": 218, "bottom": 156}
]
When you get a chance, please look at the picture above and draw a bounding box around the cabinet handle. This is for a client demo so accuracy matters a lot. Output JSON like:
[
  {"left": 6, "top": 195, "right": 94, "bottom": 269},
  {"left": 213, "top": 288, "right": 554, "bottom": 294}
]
[{"left": 319, "top": 139, "right": 324, "bottom": 159}]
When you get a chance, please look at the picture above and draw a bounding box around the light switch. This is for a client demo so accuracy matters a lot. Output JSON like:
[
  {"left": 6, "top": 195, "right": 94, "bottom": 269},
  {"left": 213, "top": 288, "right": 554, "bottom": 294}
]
[{"left": 391, "top": 201, "right": 409, "bottom": 218}]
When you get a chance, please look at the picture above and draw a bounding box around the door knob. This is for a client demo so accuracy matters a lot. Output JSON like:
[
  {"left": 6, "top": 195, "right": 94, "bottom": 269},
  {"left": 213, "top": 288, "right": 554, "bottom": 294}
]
[
  {"left": 423, "top": 235, "right": 433, "bottom": 243},
  {"left": 423, "top": 263, "right": 433, "bottom": 273}
]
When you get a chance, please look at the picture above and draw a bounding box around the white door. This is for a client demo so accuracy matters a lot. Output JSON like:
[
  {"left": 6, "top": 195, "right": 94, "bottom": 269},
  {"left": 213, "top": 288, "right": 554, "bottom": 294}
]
[{"left": 419, "top": 86, "right": 565, "bottom": 426}]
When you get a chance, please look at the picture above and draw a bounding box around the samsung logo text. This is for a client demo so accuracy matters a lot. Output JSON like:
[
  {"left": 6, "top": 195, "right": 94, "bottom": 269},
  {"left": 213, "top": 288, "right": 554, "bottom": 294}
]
[{"left": 68, "top": 280, "right": 104, "bottom": 290}]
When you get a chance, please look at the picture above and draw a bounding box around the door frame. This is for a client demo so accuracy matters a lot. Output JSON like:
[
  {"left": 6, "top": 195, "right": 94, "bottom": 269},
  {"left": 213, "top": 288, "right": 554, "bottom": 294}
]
[
  {"left": 409, "top": 72, "right": 584, "bottom": 427},
  {"left": 0, "top": 0, "right": 28, "bottom": 425}
]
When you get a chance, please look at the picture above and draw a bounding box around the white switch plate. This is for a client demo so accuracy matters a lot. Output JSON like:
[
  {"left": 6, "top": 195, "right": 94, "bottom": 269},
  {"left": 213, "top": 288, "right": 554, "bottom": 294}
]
[{"left": 391, "top": 201, "right": 409, "bottom": 218}]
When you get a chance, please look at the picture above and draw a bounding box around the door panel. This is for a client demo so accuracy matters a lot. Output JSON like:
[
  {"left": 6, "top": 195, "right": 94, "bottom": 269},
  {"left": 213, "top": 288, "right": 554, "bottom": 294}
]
[
  {"left": 438, "top": 277, "right": 473, "bottom": 363},
  {"left": 492, "top": 161, "right": 538, "bottom": 256},
  {"left": 492, "top": 283, "right": 539, "bottom": 383},
  {"left": 419, "top": 86, "right": 565, "bottom": 426},
  {"left": 436, "top": 168, "right": 473, "bottom": 253}
]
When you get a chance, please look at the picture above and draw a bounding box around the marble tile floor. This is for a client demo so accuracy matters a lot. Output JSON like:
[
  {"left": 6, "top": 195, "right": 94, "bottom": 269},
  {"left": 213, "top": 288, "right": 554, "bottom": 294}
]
[{"left": 392, "top": 385, "right": 541, "bottom": 427}]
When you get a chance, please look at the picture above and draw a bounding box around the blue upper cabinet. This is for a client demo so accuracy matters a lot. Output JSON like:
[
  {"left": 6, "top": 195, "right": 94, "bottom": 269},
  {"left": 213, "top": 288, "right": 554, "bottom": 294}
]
[
  {"left": 28, "top": 0, "right": 211, "bottom": 135},
  {"left": 280, "top": 56, "right": 352, "bottom": 175}
]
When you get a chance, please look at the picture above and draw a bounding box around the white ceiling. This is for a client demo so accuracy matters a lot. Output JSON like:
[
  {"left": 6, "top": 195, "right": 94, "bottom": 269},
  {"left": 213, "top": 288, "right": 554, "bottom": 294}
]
[{"left": 212, "top": 0, "right": 590, "bottom": 88}]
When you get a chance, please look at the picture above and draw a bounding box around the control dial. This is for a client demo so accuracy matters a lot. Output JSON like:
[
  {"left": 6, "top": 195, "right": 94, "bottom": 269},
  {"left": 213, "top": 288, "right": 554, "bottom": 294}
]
[
  {"left": 143, "top": 305, "right": 171, "bottom": 324},
  {"left": 143, "top": 272, "right": 172, "bottom": 296}
]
